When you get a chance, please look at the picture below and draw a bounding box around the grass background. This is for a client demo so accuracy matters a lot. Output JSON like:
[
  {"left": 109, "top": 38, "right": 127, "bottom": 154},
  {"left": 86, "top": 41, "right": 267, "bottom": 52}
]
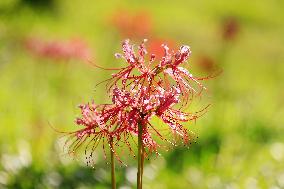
[{"left": 0, "top": 0, "right": 284, "bottom": 188}]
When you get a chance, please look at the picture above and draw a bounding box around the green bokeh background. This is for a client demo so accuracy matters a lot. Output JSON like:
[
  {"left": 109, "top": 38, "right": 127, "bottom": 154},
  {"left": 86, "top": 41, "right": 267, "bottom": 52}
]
[{"left": 0, "top": 0, "right": 284, "bottom": 188}]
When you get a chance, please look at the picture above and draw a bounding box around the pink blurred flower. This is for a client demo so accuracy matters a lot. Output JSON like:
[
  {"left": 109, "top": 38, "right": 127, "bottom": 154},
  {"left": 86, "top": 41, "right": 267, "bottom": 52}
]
[
  {"left": 110, "top": 9, "right": 152, "bottom": 39},
  {"left": 196, "top": 55, "right": 216, "bottom": 72},
  {"left": 221, "top": 17, "right": 240, "bottom": 41},
  {"left": 24, "top": 37, "right": 92, "bottom": 61}
]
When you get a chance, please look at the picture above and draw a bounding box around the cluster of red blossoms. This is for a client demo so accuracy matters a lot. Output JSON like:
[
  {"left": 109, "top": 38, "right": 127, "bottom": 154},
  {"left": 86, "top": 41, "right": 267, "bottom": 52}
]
[{"left": 65, "top": 39, "right": 210, "bottom": 164}]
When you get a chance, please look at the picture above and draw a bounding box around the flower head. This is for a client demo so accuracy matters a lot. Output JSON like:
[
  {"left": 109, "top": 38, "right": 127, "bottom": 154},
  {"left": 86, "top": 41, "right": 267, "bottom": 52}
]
[
  {"left": 67, "top": 39, "right": 211, "bottom": 165},
  {"left": 108, "top": 39, "right": 206, "bottom": 103}
]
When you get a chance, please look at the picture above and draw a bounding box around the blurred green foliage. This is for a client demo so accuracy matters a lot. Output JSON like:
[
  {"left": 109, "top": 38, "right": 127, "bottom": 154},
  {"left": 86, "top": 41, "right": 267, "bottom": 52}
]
[{"left": 0, "top": 0, "right": 284, "bottom": 188}]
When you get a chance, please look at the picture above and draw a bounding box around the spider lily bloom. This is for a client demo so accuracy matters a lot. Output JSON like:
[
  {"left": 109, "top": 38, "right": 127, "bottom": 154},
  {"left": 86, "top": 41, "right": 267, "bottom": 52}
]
[
  {"left": 107, "top": 40, "right": 211, "bottom": 151},
  {"left": 69, "top": 95, "right": 157, "bottom": 162},
  {"left": 65, "top": 91, "right": 155, "bottom": 162},
  {"left": 69, "top": 81, "right": 208, "bottom": 164},
  {"left": 109, "top": 39, "right": 206, "bottom": 102},
  {"left": 71, "top": 39, "right": 210, "bottom": 159},
  {"left": 65, "top": 102, "right": 125, "bottom": 164},
  {"left": 24, "top": 37, "right": 92, "bottom": 61},
  {"left": 65, "top": 39, "right": 212, "bottom": 189}
]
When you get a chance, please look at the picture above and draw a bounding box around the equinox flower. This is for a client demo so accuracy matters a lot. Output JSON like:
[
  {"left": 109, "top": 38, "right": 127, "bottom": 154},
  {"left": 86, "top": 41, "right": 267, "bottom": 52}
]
[
  {"left": 65, "top": 39, "right": 212, "bottom": 189},
  {"left": 68, "top": 39, "right": 209, "bottom": 160},
  {"left": 66, "top": 102, "right": 128, "bottom": 165},
  {"left": 106, "top": 39, "right": 206, "bottom": 104}
]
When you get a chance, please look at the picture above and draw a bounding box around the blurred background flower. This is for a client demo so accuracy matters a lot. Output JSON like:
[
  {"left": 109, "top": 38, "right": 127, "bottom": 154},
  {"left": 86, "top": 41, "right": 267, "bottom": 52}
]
[
  {"left": 24, "top": 37, "right": 92, "bottom": 61},
  {"left": 109, "top": 8, "right": 152, "bottom": 39}
]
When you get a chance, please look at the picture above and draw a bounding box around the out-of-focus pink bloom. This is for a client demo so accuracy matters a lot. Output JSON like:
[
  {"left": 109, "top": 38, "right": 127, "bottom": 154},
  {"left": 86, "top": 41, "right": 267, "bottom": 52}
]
[
  {"left": 221, "top": 17, "right": 240, "bottom": 41},
  {"left": 196, "top": 55, "right": 216, "bottom": 72},
  {"left": 24, "top": 37, "right": 92, "bottom": 61},
  {"left": 110, "top": 9, "right": 152, "bottom": 38}
]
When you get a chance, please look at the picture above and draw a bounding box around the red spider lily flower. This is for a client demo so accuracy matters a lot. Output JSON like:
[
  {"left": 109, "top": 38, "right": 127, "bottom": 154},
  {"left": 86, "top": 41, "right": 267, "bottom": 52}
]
[
  {"left": 24, "top": 37, "right": 92, "bottom": 61},
  {"left": 107, "top": 39, "right": 206, "bottom": 103},
  {"left": 110, "top": 40, "right": 211, "bottom": 146},
  {"left": 110, "top": 9, "right": 152, "bottom": 39},
  {"left": 67, "top": 39, "right": 211, "bottom": 165},
  {"left": 65, "top": 102, "right": 128, "bottom": 165}
]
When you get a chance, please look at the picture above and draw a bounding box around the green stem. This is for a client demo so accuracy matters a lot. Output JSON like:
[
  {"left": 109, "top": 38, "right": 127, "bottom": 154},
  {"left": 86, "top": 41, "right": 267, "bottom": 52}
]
[
  {"left": 137, "top": 122, "right": 144, "bottom": 189},
  {"left": 141, "top": 140, "right": 145, "bottom": 181},
  {"left": 110, "top": 138, "right": 116, "bottom": 189}
]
